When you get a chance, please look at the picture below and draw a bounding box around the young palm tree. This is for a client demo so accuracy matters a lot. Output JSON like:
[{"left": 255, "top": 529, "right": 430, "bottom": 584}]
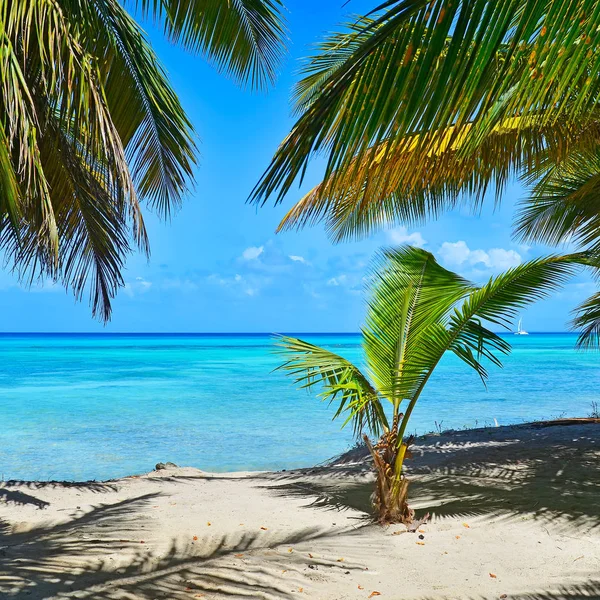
[
  {"left": 0, "top": 0, "right": 286, "bottom": 320},
  {"left": 251, "top": 0, "right": 600, "bottom": 343},
  {"left": 276, "top": 246, "right": 584, "bottom": 524}
]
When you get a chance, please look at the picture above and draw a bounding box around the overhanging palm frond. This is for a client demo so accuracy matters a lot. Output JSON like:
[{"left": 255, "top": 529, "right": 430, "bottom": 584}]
[
  {"left": 0, "top": 0, "right": 287, "bottom": 320},
  {"left": 251, "top": 0, "right": 600, "bottom": 210},
  {"left": 135, "top": 0, "right": 287, "bottom": 89},
  {"left": 86, "top": 0, "right": 197, "bottom": 218},
  {"left": 572, "top": 291, "right": 600, "bottom": 349},
  {"left": 277, "top": 118, "right": 600, "bottom": 241},
  {"left": 275, "top": 335, "right": 387, "bottom": 437},
  {"left": 516, "top": 151, "right": 600, "bottom": 252}
]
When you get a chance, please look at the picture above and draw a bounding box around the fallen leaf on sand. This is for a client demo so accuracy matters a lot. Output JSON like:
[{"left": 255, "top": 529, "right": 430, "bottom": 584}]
[
  {"left": 297, "top": 588, "right": 303, "bottom": 593},
  {"left": 368, "top": 592, "right": 381, "bottom": 598},
  {"left": 463, "top": 523, "right": 470, "bottom": 528},
  {"left": 392, "top": 530, "right": 403, "bottom": 535},
  {"left": 416, "top": 542, "right": 425, "bottom": 546},
  {"left": 337, "top": 558, "right": 344, "bottom": 562},
  {"left": 206, "top": 522, "right": 211, "bottom": 526},
  {"left": 192, "top": 536, "right": 198, "bottom": 541},
  {"left": 260, "top": 526, "right": 268, "bottom": 531},
  {"left": 140, "top": 541, "right": 145, "bottom": 544},
  {"left": 288, "top": 548, "right": 293, "bottom": 553},
  {"left": 308, "top": 553, "right": 313, "bottom": 558},
  {"left": 489, "top": 573, "right": 497, "bottom": 578},
  {"left": 500, "top": 595, "right": 507, "bottom": 599},
  {"left": 418, "top": 529, "right": 425, "bottom": 533},
  {"left": 455, "top": 535, "right": 461, "bottom": 539},
  {"left": 358, "top": 585, "right": 364, "bottom": 590},
  {"left": 234, "top": 553, "right": 244, "bottom": 558}
]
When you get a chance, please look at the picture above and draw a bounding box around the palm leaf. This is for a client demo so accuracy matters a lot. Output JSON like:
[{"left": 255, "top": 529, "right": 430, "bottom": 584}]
[
  {"left": 251, "top": 0, "right": 600, "bottom": 213},
  {"left": 363, "top": 246, "right": 473, "bottom": 403},
  {"left": 274, "top": 335, "right": 388, "bottom": 437},
  {"left": 135, "top": 0, "right": 287, "bottom": 89}
]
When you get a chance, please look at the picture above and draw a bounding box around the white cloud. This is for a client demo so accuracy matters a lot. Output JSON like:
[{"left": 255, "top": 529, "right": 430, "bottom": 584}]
[
  {"left": 289, "top": 255, "right": 307, "bottom": 263},
  {"left": 327, "top": 275, "right": 347, "bottom": 286},
  {"left": 123, "top": 277, "right": 152, "bottom": 297},
  {"left": 242, "top": 246, "right": 264, "bottom": 260},
  {"left": 387, "top": 226, "right": 426, "bottom": 247},
  {"left": 439, "top": 241, "right": 521, "bottom": 272}
]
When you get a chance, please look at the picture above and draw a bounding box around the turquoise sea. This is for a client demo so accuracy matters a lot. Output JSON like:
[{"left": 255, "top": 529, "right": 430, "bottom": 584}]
[{"left": 0, "top": 333, "right": 598, "bottom": 482}]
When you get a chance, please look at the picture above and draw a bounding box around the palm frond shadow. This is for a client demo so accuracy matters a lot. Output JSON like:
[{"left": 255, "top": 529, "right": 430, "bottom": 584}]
[
  {"left": 261, "top": 424, "right": 600, "bottom": 531},
  {"left": 419, "top": 579, "right": 600, "bottom": 600},
  {"left": 0, "top": 490, "right": 364, "bottom": 599},
  {"left": 0, "top": 488, "right": 49, "bottom": 509},
  {"left": 3, "top": 480, "right": 118, "bottom": 492},
  {"left": 407, "top": 425, "right": 600, "bottom": 532}
]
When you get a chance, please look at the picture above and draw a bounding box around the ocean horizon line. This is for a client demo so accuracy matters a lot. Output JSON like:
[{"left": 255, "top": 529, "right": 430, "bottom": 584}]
[{"left": 0, "top": 330, "right": 582, "bottom": 336}]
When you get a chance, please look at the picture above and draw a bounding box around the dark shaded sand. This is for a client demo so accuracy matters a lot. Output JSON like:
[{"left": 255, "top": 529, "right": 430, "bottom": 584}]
[{"left": 1, "top": 421, "right": 599, "bottom": 599}]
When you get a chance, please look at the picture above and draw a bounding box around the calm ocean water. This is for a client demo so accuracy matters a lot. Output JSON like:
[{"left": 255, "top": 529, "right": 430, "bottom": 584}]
[{"left": 1, "top": 332, "right": 598, "bottom": 482}]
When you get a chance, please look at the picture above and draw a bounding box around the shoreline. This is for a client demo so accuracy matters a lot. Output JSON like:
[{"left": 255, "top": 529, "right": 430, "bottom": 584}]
[
  {"left": 1, "top": 419, "right": 599, "bottom": 599},
  {"left": 4, "top": 417, "right": 599, "bottom": 487}
]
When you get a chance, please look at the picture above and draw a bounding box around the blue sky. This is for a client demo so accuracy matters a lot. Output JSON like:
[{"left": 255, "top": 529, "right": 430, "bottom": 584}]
[{"left": 0, "top": 0, "right": 594, "bottom": 333}]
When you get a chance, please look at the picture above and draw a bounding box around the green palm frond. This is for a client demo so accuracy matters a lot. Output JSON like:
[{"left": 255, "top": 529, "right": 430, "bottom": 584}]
[
  {"left": 363, "top": 246, "right": 472, "bottom": 402},
  {"left": 275, "top": 335, "right": 388, "bottom": 437},
  {"left": 0, "top": 0, "right": 287, "bottom": 320},
  {"left": 275, "top": 247, "right": 590, "bottom": 447},
  {"left": 572, "top": 291, "right": 600, "bottom": 349},
  {"left": 251, "top": 0, "right": 600, "bottom": 228},
  {"left": 516, "top": 151, "right": 600, "bottom": 251},
  {"left": 135, "top": 0, "right": 287, "bottom": 89},
  {"left": 276, "top": 118, "right": 600, "bottom": 241}
]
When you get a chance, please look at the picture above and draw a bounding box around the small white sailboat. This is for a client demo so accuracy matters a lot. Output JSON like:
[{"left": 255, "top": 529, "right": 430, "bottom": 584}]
[{"left": 515, "top": 317, "right": 529, "bottom": 335}]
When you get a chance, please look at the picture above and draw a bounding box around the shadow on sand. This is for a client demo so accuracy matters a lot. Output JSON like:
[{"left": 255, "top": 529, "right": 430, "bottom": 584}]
[
  {"left": 0, "top": 490, "right": 366, "bottom": 599},
  {"left": 258, "top": 423, "right": 600, "bottom": 533}
]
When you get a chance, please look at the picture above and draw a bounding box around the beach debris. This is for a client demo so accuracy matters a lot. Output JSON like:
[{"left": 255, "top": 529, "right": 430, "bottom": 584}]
[
  {"left": 140, "top": 541, "right": 145, "bottom": 544},
  {"left": 463, "top": 523, "right": 470, "bottom": 528},
  {"left": 418, "top": 529, "right": 425, "bottom": 533},
  {"left": 308, "top": 564, "right": 318, "bottom": 570},
  {"left": 418, "top": 534, "right": 425, "bottom": 540},
  {"left": 260, "top": 526, "right": 268, "bottom": 530},
  {"left": 489, "top": 573, "right": 497, "bottom": 578},
  {"left": 288, "top": 548, "right": 293, "bottom": 553},
  {"left": 345, "top": 570, "right": 350, "bottom": 575},
  {"left": 358, "top": 585, "right": 364, "bottom": 590},
  {"left": 235, "top": 553, "right": 244, "bottom": 558},
  {"left": 297, "top": 588, "right": 303, "bottom": 593},
  {"left": 416, "top": 541, "right": 425, "bottom": 546},
  {"left": 455, "top": 535, "right": 461, "bottom": 539},
  {"left": 337, "top": 558, "right": 344, "bottom": 562},
  {"left": 155, "top": 462, "right": 178, "bottom": 470},
  {"left": 407, "top": 513, "right": 430, "bottom": 532},
  {"left": 308, "top": 553, "right": 314, "bottom": 558},
  {"left": 368, "top": 592, "right": 381, "bottom": 598},
  {"left": 192, "top": 536, "right": 198, "bottom": 541},
  {"left": 207, "top": 522, "right": 211, "bottom": 526},
  {"left": 500, "top": 595, "right": 507, "bottom": 598}
]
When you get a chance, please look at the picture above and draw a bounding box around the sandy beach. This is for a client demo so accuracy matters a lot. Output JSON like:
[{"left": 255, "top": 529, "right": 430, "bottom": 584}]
[{"left": 1, "top": 421, "right": 599, "bottom": 600}]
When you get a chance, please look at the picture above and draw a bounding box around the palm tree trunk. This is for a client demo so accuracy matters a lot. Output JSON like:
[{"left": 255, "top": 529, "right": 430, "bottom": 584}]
[{"left": 363, "top": 434, "right": 414, "bottom": 524}]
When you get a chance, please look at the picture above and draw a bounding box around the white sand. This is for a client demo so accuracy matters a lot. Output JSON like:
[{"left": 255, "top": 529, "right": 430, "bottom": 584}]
[{"left": 1, "top": 422, "right": 599, "bottom": 599}]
